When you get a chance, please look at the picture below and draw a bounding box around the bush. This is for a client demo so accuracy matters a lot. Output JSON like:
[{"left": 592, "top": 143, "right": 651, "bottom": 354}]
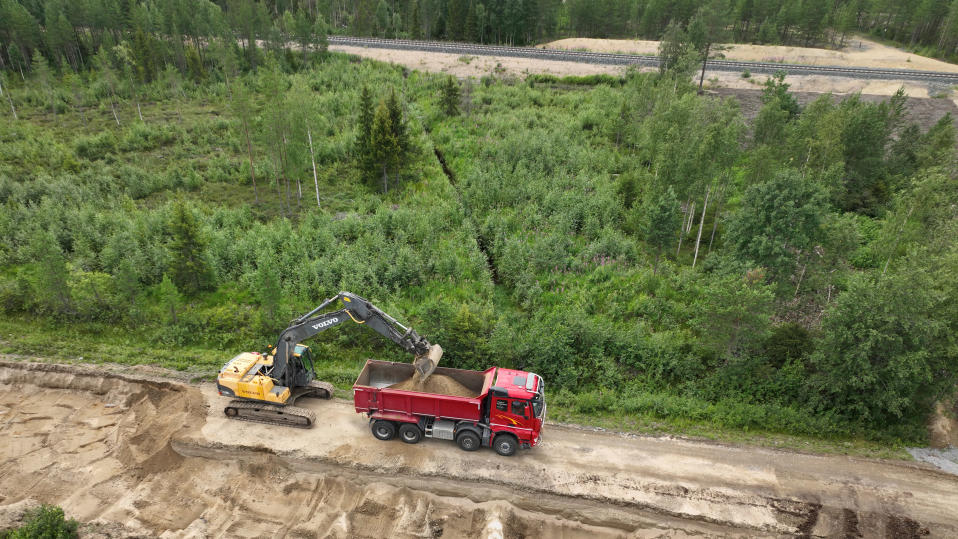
[
  {"left": 73, "top": 132, "right": 118, "bottom": 161},
  {"left": 1, "top": 504, "right": 79, "bottom": 539}
]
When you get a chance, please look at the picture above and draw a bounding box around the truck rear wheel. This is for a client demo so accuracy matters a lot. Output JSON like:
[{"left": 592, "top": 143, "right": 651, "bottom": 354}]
[
  {"left": 371, "top": 420, "right": 396, "bottom": 441},
  {"left": 493, "top": 434, "right": 518, "bottom": 456},
  {"left": 456, "top": 431, "right": 480, "bottom": 452},
  {"left": 398, "top": 423, "right": 422, "bottom": 444}
]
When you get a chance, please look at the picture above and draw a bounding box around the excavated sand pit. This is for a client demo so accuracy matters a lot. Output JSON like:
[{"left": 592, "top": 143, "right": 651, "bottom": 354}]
[{"left": 1, "top": 360, "right": 956, "bottom": 537}]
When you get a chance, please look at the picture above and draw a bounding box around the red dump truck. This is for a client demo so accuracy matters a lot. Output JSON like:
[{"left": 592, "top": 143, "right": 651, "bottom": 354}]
[{"left": 353, "top": 360, "right": 545, "bottom": 456}]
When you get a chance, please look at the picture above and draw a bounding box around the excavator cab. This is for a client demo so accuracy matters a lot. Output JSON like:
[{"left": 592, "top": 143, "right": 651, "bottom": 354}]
[{"left": 291, "top": 345, "right": 316, "bottom": 387}]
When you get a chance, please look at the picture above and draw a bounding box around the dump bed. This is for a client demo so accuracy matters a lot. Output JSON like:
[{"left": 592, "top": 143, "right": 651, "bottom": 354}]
[{"left": 353, "top": 360, "right": 494, "bottom": 422}]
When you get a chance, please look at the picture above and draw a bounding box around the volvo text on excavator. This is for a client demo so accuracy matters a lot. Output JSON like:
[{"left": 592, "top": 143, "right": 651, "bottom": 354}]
[{"left": 216, "top": 291, "right": 443, "bottom": 428}]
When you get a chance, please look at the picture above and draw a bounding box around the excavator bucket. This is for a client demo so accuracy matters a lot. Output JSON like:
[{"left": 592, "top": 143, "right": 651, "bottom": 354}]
[{"left": 414, "top": 344, "right": 443, "bottom": 382}]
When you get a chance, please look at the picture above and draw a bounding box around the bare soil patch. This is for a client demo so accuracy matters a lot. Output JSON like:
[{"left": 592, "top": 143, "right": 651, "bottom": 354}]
[
  {"left": 543, "top": 36, "right": 958, "bottom": 73},
  {"left": 710, "top": 87, "right": 958, "bottom": 131}
]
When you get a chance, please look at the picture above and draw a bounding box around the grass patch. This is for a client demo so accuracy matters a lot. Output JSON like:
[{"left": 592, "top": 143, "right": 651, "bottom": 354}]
[
  {"left": 0, "top": 315, "right": 365, "bottom": 391},
  {"left": 547, "top": 399, "right": 912, "bottom": 461}
]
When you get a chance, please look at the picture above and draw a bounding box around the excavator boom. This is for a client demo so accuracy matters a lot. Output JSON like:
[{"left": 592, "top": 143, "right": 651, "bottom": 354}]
[{"left": 270, "top": 292, "right": 441, "bottom": 389}]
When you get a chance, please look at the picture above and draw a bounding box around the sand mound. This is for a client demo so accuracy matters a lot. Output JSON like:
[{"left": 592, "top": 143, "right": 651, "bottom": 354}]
[{"left": 388, "top": 373, "right": 476, "bottom": 397}]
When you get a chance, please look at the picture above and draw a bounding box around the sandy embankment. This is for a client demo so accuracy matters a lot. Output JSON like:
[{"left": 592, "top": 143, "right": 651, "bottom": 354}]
[
  {"left": 332, "top": 36, "right": 954, "bottom": 98},
  {"left": 1, "top": 361, "right": 957, "bottom": 537}
]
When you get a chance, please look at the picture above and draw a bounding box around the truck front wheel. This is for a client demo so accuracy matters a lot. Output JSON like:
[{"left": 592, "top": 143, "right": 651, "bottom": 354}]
[
  {"left": 398, "top": 423, "right": 422, "bottom": 444},
  {"left": 493, "top": 434, "right": 518, "bottom": 456},
  {"left": 456, "top": 431, "right": 480, "bottom": 451},
  {"left": 371, "top": 420, "right": 397, "bottom": 441}
]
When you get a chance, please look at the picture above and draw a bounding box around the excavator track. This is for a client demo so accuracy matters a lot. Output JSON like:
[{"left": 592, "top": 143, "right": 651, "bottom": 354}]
[
  {"left": 223, "top": 400, "right": 316, "bottom": 429},
  {"left": 304, "top": 380, "right": 335, "bottom": 399}
]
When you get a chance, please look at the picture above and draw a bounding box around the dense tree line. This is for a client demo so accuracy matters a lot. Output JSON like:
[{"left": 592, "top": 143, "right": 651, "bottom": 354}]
[
  {"left": 319, "top": 0, "right": 958, "bottom": 55},
  {"left": 0, "top": 0, "right": 328, "bottom": 81},
  {"left": 6, "top": 0, "right": 958, "bottom": 80}
]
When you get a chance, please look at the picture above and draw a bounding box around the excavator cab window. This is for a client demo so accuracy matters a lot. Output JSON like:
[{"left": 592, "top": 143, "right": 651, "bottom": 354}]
[{"left": 294, "top": 345, "right": 315, "bottom": 377}]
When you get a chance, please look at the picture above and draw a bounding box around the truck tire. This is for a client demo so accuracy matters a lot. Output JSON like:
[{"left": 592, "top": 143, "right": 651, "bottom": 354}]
[
  {"left": 493, "top": 434, "right": 518, "bottom": 456},
  {"left": 398, "top": 423, "right": 422, "bottom": 444},
  {"left": 456, "top": 431, "right": 480, "bottom": 452},
  {"left": 371, "top": 420, "right": 397, "bottom": 441}
]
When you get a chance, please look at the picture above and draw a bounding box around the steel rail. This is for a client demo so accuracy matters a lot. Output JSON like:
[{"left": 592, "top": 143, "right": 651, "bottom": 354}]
[{"left": 328, "top": 35, "right": 958, "bottom": 84}]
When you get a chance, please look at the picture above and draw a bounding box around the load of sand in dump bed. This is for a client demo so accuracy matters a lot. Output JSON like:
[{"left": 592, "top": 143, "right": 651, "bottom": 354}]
[{"left": 388, "top": 373, "right": 476, "bottom": 397}]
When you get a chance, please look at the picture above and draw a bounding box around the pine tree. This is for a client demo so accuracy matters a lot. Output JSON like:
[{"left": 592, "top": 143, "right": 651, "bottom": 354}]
[
  {"left": 440, "top": 75, "right": 460, "bottom": 116},
  {"left": 167, "top": 199, "right": 213, "bottom": 296}
]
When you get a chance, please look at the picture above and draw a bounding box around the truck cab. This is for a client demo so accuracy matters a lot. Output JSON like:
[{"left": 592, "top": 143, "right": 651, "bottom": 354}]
[{"left": 486, "top": 369, "right": 545, "bottom": 452}]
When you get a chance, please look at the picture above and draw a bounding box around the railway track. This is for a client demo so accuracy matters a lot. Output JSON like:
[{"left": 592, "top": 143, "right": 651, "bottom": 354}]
[{"left": 328, "top": 35, "right": 958, "bottom": 84}]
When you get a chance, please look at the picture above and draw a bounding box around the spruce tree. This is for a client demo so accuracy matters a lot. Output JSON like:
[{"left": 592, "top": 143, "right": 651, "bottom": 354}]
[
  {"left": 385, "top": 88, "right": 408, "bottom": 156},
  {"left": 356, "top": 85, "right": 374, "bottom": 158},
  {"left": 440, "top": 75, "right": 460, "bottom": 116},
  {"left": 166, "top": 199, "right": 213, "bottom": 296},
  {"left": 370, "top": 100, "right": 400, "bottom": 193}
]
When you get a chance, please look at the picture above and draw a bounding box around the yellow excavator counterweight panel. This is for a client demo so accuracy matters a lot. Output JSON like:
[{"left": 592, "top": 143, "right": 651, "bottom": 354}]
[{"left": 218, "top": 352, "right": 290, "bottom": 404}]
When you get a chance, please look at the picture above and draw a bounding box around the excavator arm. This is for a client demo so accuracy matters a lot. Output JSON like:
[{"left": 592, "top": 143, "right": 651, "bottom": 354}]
[{"left": 269, "top": 292, "right": 441, "bottom": 389}]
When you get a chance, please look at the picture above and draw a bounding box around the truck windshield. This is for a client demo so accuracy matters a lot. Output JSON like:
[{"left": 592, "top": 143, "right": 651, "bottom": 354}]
[
  {"left": 531, "top": 395, "right": 544, "bottom": 418},
  {"left": 530, "top": 374, "right": 545, "bottom": 418}
]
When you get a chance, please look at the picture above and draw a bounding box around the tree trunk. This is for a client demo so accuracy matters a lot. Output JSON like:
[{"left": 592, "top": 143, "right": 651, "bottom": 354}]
[
  {"left": 708, "top": 187, "right": 724, "bottom": 253},
  {"left": 281, "top": 133, "right": 300, "bottom": 207},
  {"left": 111, "top": 101, "right": 120, "bottom": 125},
  {"left": 698, "top": 42, "right": 710, "bottom": 92},
  {"left": 3, "top": 80, "right": 16, "bottom": 120},
  {"left": 794, "top": 260, "right": 807, "bottom": 297},
  {"left": 307, "top": 127, "right": 321, "bottom": 207},
  {"left": 692, "top": 185, "right": 710, "bottom": 268},
  {"left": 136, "top": 101, "right": 143, "bottom": 122},
  {"left": 676, "top": 197, "right": 691, "bottom": 257},
  {"left": 382, "top": 165, "right": 388, "bottom": 194},
  {"left": 241, "top": 115, "right": 259, "bottom": 203}
]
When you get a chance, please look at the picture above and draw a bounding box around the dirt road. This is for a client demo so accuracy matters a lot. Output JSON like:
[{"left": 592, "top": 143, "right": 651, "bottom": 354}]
[{"left": 1, "top": 361, "right": 956, "bottom": 537}]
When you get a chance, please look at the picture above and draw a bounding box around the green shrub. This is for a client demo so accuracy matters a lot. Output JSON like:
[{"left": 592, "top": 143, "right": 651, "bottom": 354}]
[
  {"left": 1, "top": 504, "right": 78, "bottom": 539},
  {"left": 74, "top": 132, "right": 118, "bottom": 161}
]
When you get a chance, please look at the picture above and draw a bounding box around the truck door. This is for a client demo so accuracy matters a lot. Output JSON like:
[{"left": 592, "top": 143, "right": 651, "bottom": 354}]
[{"left": 490, "top": 398, "right": 530, "bottom": 432}]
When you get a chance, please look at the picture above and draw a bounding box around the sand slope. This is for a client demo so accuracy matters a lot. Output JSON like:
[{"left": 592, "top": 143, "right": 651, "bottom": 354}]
[
  {"left": 2, "top": 361, "right": 957, "bottom": 537},
  {"left": 542, "top": 36, "right": 958, "bottom": 73}
]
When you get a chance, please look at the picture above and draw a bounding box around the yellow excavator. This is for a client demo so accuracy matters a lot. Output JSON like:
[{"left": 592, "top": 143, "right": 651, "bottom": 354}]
[{"left": 216, "top": 291, "right": 442, "bottom": 428}]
